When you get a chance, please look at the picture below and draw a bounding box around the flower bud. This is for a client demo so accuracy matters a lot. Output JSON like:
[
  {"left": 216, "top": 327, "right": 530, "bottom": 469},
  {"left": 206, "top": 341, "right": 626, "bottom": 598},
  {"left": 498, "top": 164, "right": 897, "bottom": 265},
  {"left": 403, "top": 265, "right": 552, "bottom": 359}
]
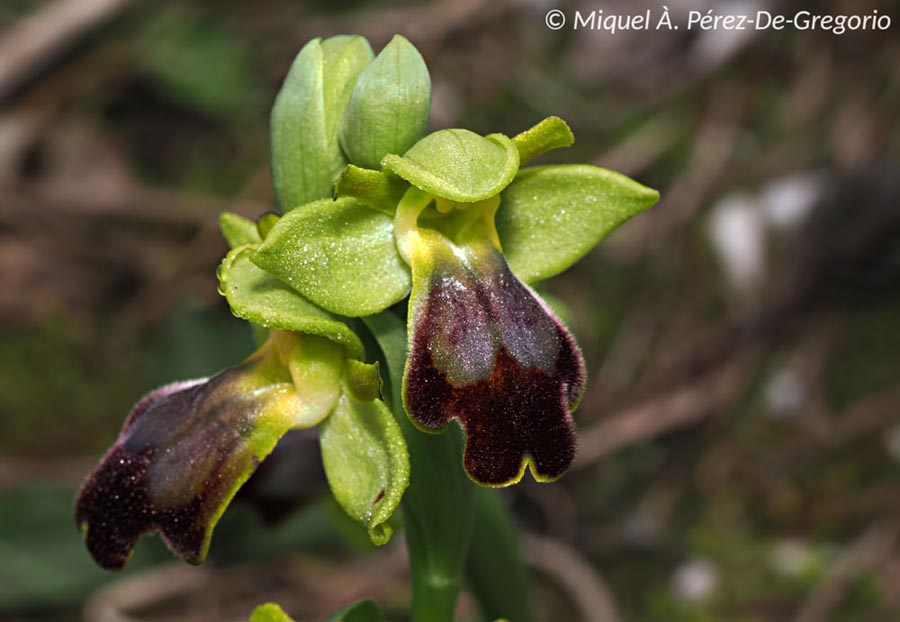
[
  {"left": 271, "top": 35, "right": 373, "bottom": 211},
  {"left": 340, "top": 35, "right": 431, "bottom": 170}
]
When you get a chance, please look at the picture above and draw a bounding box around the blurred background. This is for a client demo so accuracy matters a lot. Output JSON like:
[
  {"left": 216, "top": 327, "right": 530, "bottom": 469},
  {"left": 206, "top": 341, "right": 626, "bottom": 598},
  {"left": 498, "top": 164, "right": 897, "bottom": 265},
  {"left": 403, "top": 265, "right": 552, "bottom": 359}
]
[{"left": 1, "top": 0, "right": 899, "bottom": 620}]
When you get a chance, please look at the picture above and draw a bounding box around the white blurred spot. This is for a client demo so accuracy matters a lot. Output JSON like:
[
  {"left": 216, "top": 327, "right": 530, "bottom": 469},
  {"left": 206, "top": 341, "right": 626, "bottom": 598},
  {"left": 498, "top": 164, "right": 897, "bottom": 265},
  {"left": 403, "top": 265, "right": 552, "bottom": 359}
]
[
  {"left": 708, "top": 192, "right": 765, "bottom": 297},
  {"left": 760, "top": 173, "right": 823, "bottom": 231},
  {"left": 691, "top": 0, "right": 765, "bottom": 69},
  {"left": 764, "top": 367, "right": 805, "bottom": 419},
  {"left": 770, "top": 539, "right": 814, "bottom": 576},
  {"left": 671, "top": 557, "right": 719, "bottom": 601},
  {"left": 883, "top": 424, "right": 900, "bottom": 461}
]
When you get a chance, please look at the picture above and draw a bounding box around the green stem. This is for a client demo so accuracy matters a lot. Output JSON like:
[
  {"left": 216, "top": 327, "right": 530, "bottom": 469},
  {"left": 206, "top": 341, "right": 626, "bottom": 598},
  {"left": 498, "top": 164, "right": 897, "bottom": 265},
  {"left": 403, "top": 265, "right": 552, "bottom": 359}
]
[
  {"left": 365, "top": 312, "right": 473, "bottom": 622},
  {"left": 365, "top": 311, "right": 537, "bottom": 622}
]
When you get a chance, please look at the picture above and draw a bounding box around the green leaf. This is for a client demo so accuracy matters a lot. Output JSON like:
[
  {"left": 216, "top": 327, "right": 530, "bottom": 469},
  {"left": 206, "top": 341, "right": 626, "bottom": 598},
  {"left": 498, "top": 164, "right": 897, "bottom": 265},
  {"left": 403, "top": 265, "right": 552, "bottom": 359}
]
[
  {"left": 218, "top": 245, "right": 365, "bottom": 359},
  {"left": 497, "top": 164, "right": 660, "bottom": 283},
  {"left": 466, "top": 487, "right": 538, "bottom": 622},
  {"left": 512, "top": 116, "right": 574, "bottom": 164},
  {"left": 271, "top": 36, "right": 373, "bottom": 211},
  {"left": 318, "top": 384, "right": 409, "bottom": 546},
  {"left": 251, "top": 197, "right": 411, "bottom": 317},
  {"left": 382, "top": 130, "right": 520, "bottom": 203},
  {"left": 340, "top": 35, "right": 431, "bottom": 170},
  {"left": 137, "top": 6, "right": 255, "bottom": 118},
  {"left": 326, "top": 599, "right": 385, "bottom": 622},
  {"left": 250, "top": 602, "right": 297, "bottom": 622},
  {"left": 220, "top": 212, "right": 262, "bottom": 249}
]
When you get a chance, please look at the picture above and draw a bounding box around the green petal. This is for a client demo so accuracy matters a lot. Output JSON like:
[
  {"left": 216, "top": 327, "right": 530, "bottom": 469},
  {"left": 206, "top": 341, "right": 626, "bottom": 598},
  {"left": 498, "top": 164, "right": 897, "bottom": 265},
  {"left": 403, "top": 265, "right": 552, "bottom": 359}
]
[
  {"left": 250, "top": 603, "right": 297, "bottom": 622},
  {"left": 512, "top": 116, "right": 574, "bottom": 164},
  {"left": 256, "top": 212, "right": 280, "bottom": 239},
  {"left": 497, "top": 164, "right": 660, "bottom": 284},
  {"left": 270, "top": 36, "right": 373, "bottom": 211},
  {"left": 218, "top": 244, "right": 365, "bottom": 359},
  {"left": 339, "top": 35, "right": 431, "bottom": 170},
  {"left": 251, "top": 197, "right": 411, "bottom": 317},
  {"left": 318, "top": 381, "right": 409, "bottom": 546},
  {"left": 334, "top": 164, "right": 408, "bottom": 215},
  {"left": 219, "top": 212, "right": 262, "bottom": 249},
  {"left": 382, "top": 129, "right": 520, "bottom": 202}
]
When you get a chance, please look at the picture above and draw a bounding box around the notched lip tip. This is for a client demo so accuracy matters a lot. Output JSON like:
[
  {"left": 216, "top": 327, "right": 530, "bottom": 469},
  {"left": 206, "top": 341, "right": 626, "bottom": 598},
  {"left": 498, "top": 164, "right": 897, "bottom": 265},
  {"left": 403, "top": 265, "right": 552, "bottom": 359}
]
[{"left": 467, "top": 455, "right": 570, "bottom": 488}]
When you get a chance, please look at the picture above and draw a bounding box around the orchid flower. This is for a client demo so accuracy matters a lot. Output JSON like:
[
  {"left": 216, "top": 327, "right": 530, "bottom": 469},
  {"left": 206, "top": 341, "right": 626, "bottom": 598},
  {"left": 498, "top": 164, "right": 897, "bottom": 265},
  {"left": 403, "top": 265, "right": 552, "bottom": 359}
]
[
  {"left": 76, "top": 231, "right": 409, "bottom": 570},
  {"left": 76, "top": 33, "right": 658, "bottom": 585},
  {"left": 254, "top": 116, "right": 658, "bottom": 486}
]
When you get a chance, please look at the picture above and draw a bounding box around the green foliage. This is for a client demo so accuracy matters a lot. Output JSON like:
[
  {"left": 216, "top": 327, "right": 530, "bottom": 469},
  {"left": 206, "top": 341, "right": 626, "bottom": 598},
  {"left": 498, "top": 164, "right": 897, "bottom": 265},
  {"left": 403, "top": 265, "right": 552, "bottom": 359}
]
[
  {"left": 466, "top": 487, "right": 537, "bottom": 622},
  {"left": 497, "top": 164, "right": 660, "bottom": 284},
  {"left": 0, "top": 486, "right": 167, "bottom": 609},
  {"left": 326, "top": 598, "right": 385, "bottom": 621},
  {"left": 340, "top": 35, "right": 431, "bottom": 169},
  {"left": 136, "top": 6, "right": 256, "bottom": 118},
  {"left": 319, "top": 382, "right": 410, "bottom": 545},
  {"left": 382, "top": 130, "right": 520, "bottom": 202},
  {"left": 251, "top": 198, "right": 410, "bottom": 317}
]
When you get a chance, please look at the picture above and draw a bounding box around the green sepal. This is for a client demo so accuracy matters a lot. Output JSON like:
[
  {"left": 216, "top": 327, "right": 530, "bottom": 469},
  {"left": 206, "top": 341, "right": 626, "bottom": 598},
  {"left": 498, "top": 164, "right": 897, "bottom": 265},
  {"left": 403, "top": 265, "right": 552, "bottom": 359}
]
[
  {"left": 334, "top": 164, "right": 408, "bottom": 215},
  {"left": 251, "top": 197, "right": 411, "bottom": 317},
  {"left": 339, "top": 35, "right": 431, "bottom": 170},
  {"left": 256, "top": 212, "right": 280, "bottom": 239},
  {"left": 497, "top": 164, "right": 660, "bottom": 284},
  {"left": 512, "top": 116, "right": 574, "bottom": 164},
  {"left": 270, "top": 36, "right": 374, "bottom": 211},
  {"left": 382, "top": 130, "right": 520, "bottom": 203},
  {"left": 343, "top": 359, "right": 381, "bottom": 402},
  {"left": 220, "top": 212, "right": 262, "bottom": 249},
  {"left": 249, "top": 603, "right": 297, "bottom": 622},
  {"left": 318, "top": 382, "right": 410, "bottom": 546},
  {"left": 218, "top": 244, "right": 365, "bottom": 359},
  {"left": 326, "top": 599, "right": 385, "bottom": 622}
]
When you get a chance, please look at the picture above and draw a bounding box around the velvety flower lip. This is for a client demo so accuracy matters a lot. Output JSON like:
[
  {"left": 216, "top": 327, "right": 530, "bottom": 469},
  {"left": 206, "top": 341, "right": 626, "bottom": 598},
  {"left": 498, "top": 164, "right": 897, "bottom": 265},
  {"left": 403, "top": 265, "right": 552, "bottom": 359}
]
[
  {"left": 399, "top": 192, "right": 585, "bottom": 486},
  {"left": 75, "top": 334, "right": 342, "bottom": 570}
]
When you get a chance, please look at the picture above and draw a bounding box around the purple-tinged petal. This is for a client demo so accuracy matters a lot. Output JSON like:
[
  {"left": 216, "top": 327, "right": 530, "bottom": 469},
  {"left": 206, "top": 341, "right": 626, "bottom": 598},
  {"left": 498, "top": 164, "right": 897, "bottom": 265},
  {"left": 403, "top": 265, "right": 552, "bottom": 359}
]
[
  {"left": 403, "top": 234, "right": 585, "bottom": 486},
  {"left": 75, "top": 333, "right": 343, "bottom": 570}
]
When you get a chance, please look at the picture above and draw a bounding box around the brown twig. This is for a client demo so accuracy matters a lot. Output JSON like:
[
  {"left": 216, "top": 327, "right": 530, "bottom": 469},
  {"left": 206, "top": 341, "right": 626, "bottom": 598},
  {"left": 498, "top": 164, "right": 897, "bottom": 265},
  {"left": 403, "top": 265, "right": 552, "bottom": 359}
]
[
  {"left": 574, "top": 359, "right": 750, "bottom": 469},
  {"left": 524, "top": 533, "right": 620, "bottom": 622},
  {"left": 83, "top": 563, "right": 211, "bottom": 622},
  {"left": 607, "top": 85, "right": 745, "bottom": 261},
  {"left": 0, "top": 0, "right": 141, "bottom": 104}
]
